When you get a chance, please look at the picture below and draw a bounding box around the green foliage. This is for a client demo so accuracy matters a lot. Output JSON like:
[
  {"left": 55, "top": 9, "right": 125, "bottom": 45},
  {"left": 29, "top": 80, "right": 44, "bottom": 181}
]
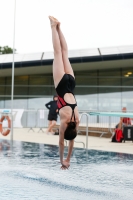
[{"left": 0, "top": 46, "right": 16, "bottom": 54}]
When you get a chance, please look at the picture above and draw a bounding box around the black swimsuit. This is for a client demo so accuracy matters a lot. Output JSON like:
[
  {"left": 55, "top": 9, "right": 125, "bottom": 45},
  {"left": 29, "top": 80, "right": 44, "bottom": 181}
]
[{"left": 56, "top": 74, "right": 77, "bottom": 121}]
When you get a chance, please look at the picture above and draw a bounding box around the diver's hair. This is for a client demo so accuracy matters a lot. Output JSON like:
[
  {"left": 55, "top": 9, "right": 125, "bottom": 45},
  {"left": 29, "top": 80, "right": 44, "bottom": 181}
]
[{"left": 64, "top": 121, "right": 77, "bottom": 140}]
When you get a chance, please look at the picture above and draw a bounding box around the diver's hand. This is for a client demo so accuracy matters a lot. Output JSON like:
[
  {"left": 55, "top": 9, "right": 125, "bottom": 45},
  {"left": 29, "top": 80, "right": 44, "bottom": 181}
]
[{"left": 60, "top": 160, "right": 70, "bottom": 170}]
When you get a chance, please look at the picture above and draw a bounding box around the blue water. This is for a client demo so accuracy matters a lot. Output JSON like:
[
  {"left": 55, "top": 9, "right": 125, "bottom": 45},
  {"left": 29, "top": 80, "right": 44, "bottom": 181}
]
[{"left": 0, "top": 139, "right": 133, "bottom": 200}]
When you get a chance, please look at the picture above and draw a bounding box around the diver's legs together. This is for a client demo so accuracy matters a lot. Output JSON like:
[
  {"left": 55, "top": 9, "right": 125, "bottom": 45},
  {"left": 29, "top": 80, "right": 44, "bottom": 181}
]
[{"left": 49, "top": 16, "right": 74, "bottom": 88}]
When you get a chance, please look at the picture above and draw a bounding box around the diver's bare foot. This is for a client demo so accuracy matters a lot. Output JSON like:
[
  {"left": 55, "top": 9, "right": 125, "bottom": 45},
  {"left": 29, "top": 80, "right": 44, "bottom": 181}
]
[
  {"left": 53, "top": 16, "right": 61, "bottom": 27},
  {"left": 57, "top": 21, "right": 61, "bottom": 29},
  {"left": 49, "top": 16, "right": 59, "bottom": 27}
]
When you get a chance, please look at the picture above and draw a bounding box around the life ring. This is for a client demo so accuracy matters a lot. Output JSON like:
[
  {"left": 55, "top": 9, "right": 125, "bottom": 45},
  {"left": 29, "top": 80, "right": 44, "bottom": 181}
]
[{"left": 0, "top": 116, "right": 11, "bottom": 136}]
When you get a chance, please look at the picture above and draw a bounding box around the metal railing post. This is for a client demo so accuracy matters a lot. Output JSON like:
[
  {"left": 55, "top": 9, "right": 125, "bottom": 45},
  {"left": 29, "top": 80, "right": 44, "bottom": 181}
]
[
  {"left": 11, "top": 113, "right": 13, "bottom": 142},
  {"left": 37, "top": 109, "right": 45, "bottom": 133},
  {"left": 24, "top": 109, "right": 37, "bottom": 132},
  {"left": 108, "top": 115, "right": 114, "bottom": 138},
  {"left": 109, "top": 115, "right": 111, "bottom": 133},
  {"left": 76, "top": 112, "right": 89, "bottom": 149},
  {"left": 80, "top": 113, "right": 89, "bottom": 149}
]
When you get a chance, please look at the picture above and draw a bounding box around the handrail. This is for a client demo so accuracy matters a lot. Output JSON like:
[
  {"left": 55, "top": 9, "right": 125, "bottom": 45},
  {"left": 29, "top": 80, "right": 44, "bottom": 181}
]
[
  {"left": 74, "top": 140, "right": 85, "bottom": 148},
  {"left": 76, "top": 112, "right": 89, "bottom": 149}
]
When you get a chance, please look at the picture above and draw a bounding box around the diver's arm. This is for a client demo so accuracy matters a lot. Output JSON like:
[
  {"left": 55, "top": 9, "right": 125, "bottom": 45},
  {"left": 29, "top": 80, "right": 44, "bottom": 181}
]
[
  {"left": 59, "top": 128, "right": 64, "bottom": 164},
  {"left": 59, "top": 122, "right": 70, "bottom": 169},
  {"left": 66, "top": 140, "right": 74, "bottom": 162}
]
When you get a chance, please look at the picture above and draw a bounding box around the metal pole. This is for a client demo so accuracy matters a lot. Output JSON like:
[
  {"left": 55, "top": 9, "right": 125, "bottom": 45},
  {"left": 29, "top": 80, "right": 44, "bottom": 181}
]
[
  {"left": 86, "top": 114, "right": 88, "bottom": 149},
  {"left": 11, "top": 0, "right": 16, "bottom": 142},
  {"left": 79, "top": 113, "right": 89, "bottom": 149},
  {"left": 109, "top": 115, "right": 113, "bottom": 138},
  {"left": 109, "top": 116, "right": 111, "bottom": 132}
]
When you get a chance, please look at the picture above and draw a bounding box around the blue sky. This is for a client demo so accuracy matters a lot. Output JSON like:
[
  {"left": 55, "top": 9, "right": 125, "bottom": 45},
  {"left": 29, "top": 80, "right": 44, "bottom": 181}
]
[{"left": 0, "top": 0, "right": 133, "bottom": 53}]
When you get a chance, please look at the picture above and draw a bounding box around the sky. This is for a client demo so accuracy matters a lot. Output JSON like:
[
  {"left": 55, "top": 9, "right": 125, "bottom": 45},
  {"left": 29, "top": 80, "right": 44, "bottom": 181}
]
[{"left": 0, "top": 0, "right": 133, "bottom": 54}]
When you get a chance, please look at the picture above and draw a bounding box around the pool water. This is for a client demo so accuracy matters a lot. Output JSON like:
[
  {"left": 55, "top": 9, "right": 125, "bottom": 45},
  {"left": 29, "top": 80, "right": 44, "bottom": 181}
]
[{"left": 0, "top": 139, "right": 133, "bottom": 200}]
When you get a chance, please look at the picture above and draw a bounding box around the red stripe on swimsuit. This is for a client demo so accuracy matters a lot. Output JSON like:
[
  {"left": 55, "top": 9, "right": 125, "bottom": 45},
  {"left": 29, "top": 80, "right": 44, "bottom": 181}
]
[
  {"left": 57, "top": 96, "right": 67, "bottom": 109},
  {"left": 57, "top": 100, "right": 62, "bottom": 109}
]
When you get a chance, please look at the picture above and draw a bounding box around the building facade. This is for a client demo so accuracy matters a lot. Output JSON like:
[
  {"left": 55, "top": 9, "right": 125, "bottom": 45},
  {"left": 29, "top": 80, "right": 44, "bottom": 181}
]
[{"left": 0, "top": 46, "right": 133, "bottom": 112}]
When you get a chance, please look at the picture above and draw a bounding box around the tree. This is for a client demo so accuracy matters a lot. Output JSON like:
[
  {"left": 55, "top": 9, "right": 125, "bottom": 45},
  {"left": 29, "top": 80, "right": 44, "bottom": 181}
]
[{"left": 0, "top": 46, "right": 16, "bottom": 54}]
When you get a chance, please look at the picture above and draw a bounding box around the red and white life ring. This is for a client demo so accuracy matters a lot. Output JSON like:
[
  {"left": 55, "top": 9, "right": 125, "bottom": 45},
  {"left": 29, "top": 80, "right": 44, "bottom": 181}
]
[{"left": 0, "top": 116, "right": 11, "bottom": 136}]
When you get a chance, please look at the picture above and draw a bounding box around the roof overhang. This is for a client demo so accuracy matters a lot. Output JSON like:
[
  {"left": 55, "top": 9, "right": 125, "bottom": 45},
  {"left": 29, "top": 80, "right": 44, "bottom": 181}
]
[{"left": 0, "top": 46, "right": 133, "bottom": 77}]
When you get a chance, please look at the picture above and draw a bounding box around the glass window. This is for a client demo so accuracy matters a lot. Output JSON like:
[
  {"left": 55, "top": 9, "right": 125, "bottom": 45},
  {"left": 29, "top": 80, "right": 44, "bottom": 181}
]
[
  {"left": 122, "top": 77, "right": 133, "bottom": 86},
  {"left": 4, "top": 97, "right": 28, "bottom": 109},
  {"left": 6, "top": 76, "right": 29, "bottom": 85},
  {"left": 98, "top": 87, "right": 122, "bottom": 111},
  {"left": 0, "top": 77, "right": 5, "bottom": 85},
  {"left": 14, "top": 76, "right": 29, "bottom": 85},
  {"left": 5, "top": 86, "right": 11, "bottom": 95},
  {"left": 122, "top": 89, "right": 133, "bottom": 111},
  {"left": 0, "top": 97, "right": 5, "bottom": 108},
  {"left": 29, "top": 86, "right": 52, "bottom": 96},
  {"left": 13, "top": 97, "right": 28, "bottom": 109},
  {"left": 99, "top": 78, "right": 121, "bottom": 86},
  {"left": 29, "top": 75, "right": 52, "bottom": 85},
  {"left": 28, "top": 97, "right": 50, "bottom": 109},
  {"left": 14, "top": 86, "right": 28, "bottom": 96},
  {"left": 76, "top": 70, "right": 97, "bottom": 76},
  {"left": 6, "top": 77, "right": 11, "bottom": 85},
  {"left": 99, "top": 68, "right": 121, "bottom": 77},
  {"left": 4, "top": 97, "right": 11, "bottom": 108},
  {"left": 76, "top": 76, "right": 97, "bottom": 86},
  {"left": 98, "top": 66, "right": 121, "bottom": 86},
  {"left": 75, "top": 86, "right": 97, "bottom": 95},
  {"left": 76, "top": 93, "right": 98, "bottom": 111},
  {"left": 51, "top": 86, "right": 58, "bottom": 96},
  {"left": 1, "top": 67, "right": 133, "bottom": 112},
  {"left": 122, "top": 68, "right": 133, "bottom": 77},
  {"left": 0, "top": 86, "right": 5, "bottom": 95},
  {"left": 122, "top": 67, "right": 133, "bottom": 86}
]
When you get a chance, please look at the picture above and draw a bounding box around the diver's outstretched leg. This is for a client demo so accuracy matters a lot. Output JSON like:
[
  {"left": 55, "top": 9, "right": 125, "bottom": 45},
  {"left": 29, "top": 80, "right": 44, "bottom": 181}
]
[
  {"left": 49, "top": 16, "right": 65, "bottom": 87},
  {"left": 57, "top": 23, "right": 74, "bottom": 77}
]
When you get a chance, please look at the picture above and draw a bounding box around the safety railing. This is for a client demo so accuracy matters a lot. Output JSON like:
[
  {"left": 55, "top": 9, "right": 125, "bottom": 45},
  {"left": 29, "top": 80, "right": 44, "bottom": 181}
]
[
  {"left": 24, "top": 109, "right": 37, "bottom": 132},
  {"left": 2, "top": 109, "right": 133, "bottom": 146},
  {"left": 20, "top": 109, "right": 133, "bottom": 133},
  {"left": 37, "top": 109, "right": 47, "bottom": 133},
  {"left": 79, "top": 111, "right": 110, "bottom": 137},
  {"left": 21, "top": 109, "right": 49, "bottom": 131},
  {"left": 88, "top": 111, "right": 133, "bottom": 139}
]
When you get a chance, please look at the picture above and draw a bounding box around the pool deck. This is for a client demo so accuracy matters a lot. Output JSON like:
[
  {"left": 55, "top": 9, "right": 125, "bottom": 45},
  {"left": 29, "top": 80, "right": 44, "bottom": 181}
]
[{"left": 0, "top": 128, "right": 133, "bottom": 154}]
